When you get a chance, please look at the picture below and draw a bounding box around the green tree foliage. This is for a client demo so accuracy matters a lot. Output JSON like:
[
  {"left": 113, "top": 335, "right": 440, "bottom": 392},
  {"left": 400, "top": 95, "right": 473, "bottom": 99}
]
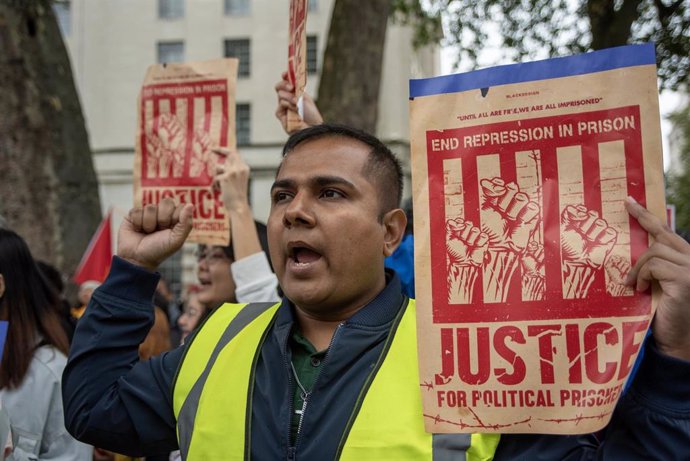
[
  {"left": 667, "top": 102, "right": 690, "bottom": 234},
  {"left": 393, "top": 0, "right": 690, "bottom": 91}
]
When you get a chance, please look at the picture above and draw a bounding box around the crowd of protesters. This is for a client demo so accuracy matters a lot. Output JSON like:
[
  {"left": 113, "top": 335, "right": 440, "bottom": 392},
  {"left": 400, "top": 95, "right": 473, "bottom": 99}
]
[{"left": 0, "top": 68, "right": 689, "bottom": 461}]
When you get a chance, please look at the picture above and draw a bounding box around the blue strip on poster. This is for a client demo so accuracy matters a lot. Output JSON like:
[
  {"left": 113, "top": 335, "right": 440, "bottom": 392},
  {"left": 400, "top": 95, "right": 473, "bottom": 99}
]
[
  {"left": 0, "top": 321, "right": 6, "bottom": 363},
  {"left": 409, "top": 43, "right": 656, "bottom": 99}
]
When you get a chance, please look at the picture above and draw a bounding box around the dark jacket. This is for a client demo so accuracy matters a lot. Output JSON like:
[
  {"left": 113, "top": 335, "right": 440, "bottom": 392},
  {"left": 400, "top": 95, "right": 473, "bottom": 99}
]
[{"left": 63, "top": 256, "right": 690, "bottom": 460}]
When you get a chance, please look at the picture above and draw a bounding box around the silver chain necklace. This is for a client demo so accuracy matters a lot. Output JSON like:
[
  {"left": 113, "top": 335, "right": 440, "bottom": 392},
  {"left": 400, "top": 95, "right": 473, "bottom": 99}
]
[
  {"left": 290, "top": 360, "right": 312, "bottom": 436},
  {"left": 290, "top": 360, "right": 311, "bottom": 416}
]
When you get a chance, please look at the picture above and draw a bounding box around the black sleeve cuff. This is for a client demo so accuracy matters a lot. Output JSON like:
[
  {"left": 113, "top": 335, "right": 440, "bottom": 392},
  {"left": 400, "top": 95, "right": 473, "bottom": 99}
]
[
  {"left": 630, "top": 339, "right": 690, "bottom": 413},
  {"left": 96, "top": 256, "right": 161, "bottom": 309}
]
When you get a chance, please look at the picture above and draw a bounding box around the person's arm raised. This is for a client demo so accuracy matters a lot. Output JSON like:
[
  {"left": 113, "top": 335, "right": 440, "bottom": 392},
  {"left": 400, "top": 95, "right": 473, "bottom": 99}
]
[
  {"left": 63, "top": 199, "right": 194, "bottom": 455},
  {"left": 274, "top": 71, "right": 323, "bottom": 135},
  {"left": 212, "top": 148, "right": 262, "bottom": 262},
  {"left": 211, "top": 148, "right": 280, "bottom": 302}
]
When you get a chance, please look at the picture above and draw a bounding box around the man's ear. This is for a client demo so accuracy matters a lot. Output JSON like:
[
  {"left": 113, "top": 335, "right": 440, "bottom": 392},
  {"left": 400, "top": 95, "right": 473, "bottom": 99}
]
[
  {"left": 382, "top": 208, "right": 407, "bottom": 257},
  {"left": 0, "top": 274, "right": 4, "bottom": 299}
]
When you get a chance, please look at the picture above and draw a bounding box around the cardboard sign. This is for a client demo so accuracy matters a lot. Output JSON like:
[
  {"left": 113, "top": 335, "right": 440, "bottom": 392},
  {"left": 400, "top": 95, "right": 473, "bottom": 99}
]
[
  {"left": 287, "top": 0, "right": 307, "bottom": 131},
  {"left": 134, "top": 59, "right": 238, "bottom": 245},
  {"left": 410, "top": 44, "right": 664, "bottom": 434}
]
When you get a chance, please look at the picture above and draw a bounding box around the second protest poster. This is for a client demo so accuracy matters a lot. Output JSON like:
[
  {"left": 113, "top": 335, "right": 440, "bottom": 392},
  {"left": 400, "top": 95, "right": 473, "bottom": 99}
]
[{"left": 409, "top": 44, "right": 665, "bottom": 434}]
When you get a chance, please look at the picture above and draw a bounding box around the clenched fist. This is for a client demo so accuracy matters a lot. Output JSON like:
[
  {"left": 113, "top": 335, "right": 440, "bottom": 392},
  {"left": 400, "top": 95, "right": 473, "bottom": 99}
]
[
  {"left": 561, "top": 205, "right": 617, "bottom": 269},
  {"left": 118, "top": 198, "right": 194, "bottom": 271},
  {"left": 480, "top": 178, "right": 540, "bottom": 252},
  {"left": 446, "top": 218, "right": 489, "bottom": 267}
]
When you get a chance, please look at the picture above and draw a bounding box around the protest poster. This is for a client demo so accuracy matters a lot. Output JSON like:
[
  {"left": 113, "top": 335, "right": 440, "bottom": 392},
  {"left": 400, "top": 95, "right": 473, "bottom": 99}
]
[
  {"left": 287, "top": 0, "right": 307, "bottom": 132},
  {"left": 409, "top": 44, "right": 665, "bottom": 434},
  {"left": 134, "top": 58, "right": 238, "bottom": 245}
]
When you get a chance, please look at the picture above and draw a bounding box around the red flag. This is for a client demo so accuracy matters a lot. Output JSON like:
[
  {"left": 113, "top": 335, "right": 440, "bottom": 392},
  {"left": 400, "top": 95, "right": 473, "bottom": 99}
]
[{"left": 73, "top": 208, "right": 113, "bottom": 284}]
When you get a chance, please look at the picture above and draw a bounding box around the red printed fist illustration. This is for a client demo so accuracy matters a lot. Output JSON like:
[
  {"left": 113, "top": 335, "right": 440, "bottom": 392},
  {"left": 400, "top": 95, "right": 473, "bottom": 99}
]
[
  {"left": 522, "top": 240, "right": 545, "bottom": 276},
  {"left": 446, "top": 218, "right": 489, "bottom": 304},
  {"left": 446, "top": 218, "right": 489, "bottom": 267},
  {"left": 522, "top": 240, "right": 546, "bottom": 301},
  {"left": 191, "top": 128, "right": 214, "bottom": 178},
  {"left": 145, "top": 133, "right": 162, "bottom": 178},
  {"left": 480, "top": 178, "right": 540, "bottom": 253},
  {"left": 605, "top": 254, "right": 632, "bottom": 296},
  {"left": 560, "top": 205, "right": 618, "bottom": 299},
  {"left": 157, "top": 114, "right": 185, "bottom": 149},
  {"left": 561, "top": 205, "right": 617, "bottom": 269},
  {"left": 146, "top": 113, "right": 186, "bottom": 178}
]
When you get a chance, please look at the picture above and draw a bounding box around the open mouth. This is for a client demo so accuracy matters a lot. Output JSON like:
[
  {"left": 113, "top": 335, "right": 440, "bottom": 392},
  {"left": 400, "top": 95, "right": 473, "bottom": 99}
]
[{"left": 288, "top": 242, "right": 322, "bottom": 266}]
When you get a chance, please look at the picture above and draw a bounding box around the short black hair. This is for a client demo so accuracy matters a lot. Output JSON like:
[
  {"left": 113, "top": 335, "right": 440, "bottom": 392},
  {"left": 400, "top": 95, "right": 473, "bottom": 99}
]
[{"left": 281, "top": 123, "right": 403, "bottom": 216}]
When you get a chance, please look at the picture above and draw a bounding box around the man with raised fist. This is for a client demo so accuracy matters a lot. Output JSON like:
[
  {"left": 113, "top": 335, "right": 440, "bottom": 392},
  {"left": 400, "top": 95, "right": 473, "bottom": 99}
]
[{"left": 64, "top": 124, "right": 690, "bottom": 460}]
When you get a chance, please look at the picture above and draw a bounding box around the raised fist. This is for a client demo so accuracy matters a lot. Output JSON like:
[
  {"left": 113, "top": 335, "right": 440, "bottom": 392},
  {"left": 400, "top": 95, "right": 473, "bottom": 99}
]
[
  {"left": 157, "top": 113, "right": 185, "bottom": 153},
  {"left": 605, "top": 254, "right": 632, "bottom": 296},
  {"left": 446, "top": 218, "right": 488, "bottom": 304},
  {"left": 145, "top": 134, "right": 162, "bottom": 178},
  {"left": 560, "top": 205, "right": 618, "bottom": 299},
  {"left": 118, "top": 198, "right": 194, "bottom": 271},
  {"left": 446, "top": 218, "right": 489, "bottom": 267},
  {"left": 191, "top": 127, "right": 214, "bottom": 178},
  {"left": 561, "top": 205, "right": 617, "bottom": 269},
  {"left": 480, "top": 178, "right": 540, "bottom": 253},
  {"left": 523, "top": 240, "right": 545, "bottom": 275},
  {"left": 146, "top": 113, "right": 186, "bottom": 178},
  {"left": 522, "top": 240, "right": 546, "bottom": 300}
]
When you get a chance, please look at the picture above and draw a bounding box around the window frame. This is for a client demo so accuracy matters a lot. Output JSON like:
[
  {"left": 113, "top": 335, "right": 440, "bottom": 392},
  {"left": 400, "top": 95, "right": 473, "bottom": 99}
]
[
  {"left": 306, "top": 35, "right": 318, "bottom": 75},
  {"left": 224, "top": 38, "right": 251, "bottom": 78},
  {"left": 236, "top": 103, "right": 251, "bottom": 146},
  {"left": 224, "top": 0, "right": 251, "bottom": 16},
  {"left": 157, "top": 41, "right": 185, "bottom": 64},
  {"left": 158, "top": 0, "right": 185, "bottom": 20}
]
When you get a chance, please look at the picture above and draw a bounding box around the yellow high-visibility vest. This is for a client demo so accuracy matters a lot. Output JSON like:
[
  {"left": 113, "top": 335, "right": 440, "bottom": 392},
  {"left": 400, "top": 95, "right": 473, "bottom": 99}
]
[{"left": 173, "top": 300, "right": 500, "bottom": 460}]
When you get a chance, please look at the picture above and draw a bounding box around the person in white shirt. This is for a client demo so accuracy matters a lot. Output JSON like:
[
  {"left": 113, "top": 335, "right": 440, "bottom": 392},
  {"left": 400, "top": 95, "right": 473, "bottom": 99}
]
[{"left": 194, "top": 148, "right": 280, "bottom": 309}]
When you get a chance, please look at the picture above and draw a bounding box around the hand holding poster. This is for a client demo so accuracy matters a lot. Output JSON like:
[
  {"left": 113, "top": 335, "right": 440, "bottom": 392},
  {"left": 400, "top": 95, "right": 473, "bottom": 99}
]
[
  {"left": 410, "top": 44, "right": 664, "bottom": 434},
  {"left": 134, "top": 58, "right": 238, "bottom": 245},
  {"left": 287, "top": 0, "right": 308, "bottom": 132}
]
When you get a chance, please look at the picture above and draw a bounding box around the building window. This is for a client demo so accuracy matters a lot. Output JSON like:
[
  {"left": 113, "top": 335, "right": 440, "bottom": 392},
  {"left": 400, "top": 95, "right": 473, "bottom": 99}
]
[
  {"left": 159, "top": 0, "right": 184, "bottom": 19},
  {"left": 236, "top": 103, "right": 251, "bottom": 146},
  {"left": 225, "top": 0, "right": 250, "bottom": 15},
  {"left": 224, "top": 39, "right": 251, "bottom": 77},
  {"left": 307, "top": 35, "right": 318, "bottom": 74},
  {"left": 308, "top": 0, "right": 317, "bottom": 12},
  {"left": 157, "top": 41, "right": 185, "bottom": 64},
  {"left": 53, "top": 0, "right": 71, "bottom": 36}
]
